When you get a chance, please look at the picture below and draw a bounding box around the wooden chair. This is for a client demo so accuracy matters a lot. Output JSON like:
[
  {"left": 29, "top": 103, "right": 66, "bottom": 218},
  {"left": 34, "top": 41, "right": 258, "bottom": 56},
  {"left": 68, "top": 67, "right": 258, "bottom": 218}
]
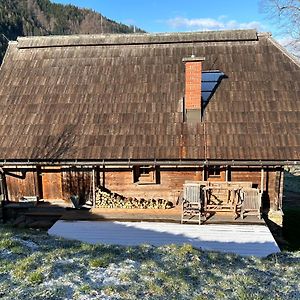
[
  {"left": 181, "top": 182, "right": 203, "bottom": 225},
  {"left": 240, "top": 188, "right": 262, "bottom": 219}
]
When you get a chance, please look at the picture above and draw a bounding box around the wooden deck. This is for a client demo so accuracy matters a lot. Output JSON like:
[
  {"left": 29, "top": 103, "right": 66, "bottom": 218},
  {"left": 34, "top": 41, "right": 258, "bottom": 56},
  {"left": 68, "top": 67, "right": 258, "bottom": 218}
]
[
  {"left": 61, "top": 207, "right": 265, "bottom": 225},
  {"left": 3, "top": 200, "right": 265, "bottom": 226},
  {"left": 48, "top": 221, "right": 280, "bottom": 257}
]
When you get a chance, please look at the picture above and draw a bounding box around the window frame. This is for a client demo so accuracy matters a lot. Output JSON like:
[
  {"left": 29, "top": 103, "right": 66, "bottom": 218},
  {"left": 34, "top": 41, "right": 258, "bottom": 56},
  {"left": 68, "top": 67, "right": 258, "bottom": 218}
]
[
  {"left": 133, "top": 165, "right": 159, "bottom": 185},
  {"left": 207, "top": 165, "right": 221, "bottom": 178}
]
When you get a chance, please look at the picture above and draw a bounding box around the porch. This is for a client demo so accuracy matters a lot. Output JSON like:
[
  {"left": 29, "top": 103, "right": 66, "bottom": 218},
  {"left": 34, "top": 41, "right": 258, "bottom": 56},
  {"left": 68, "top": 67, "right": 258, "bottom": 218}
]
[
  {"left": 61, "top": 206, "right": 265, "bottom": 225},
  {"left": 1, "top": 177, "right": 274, "bottom": 227},
  {"left": 2, "top": 199, "right": 266, "bottom": 230}
]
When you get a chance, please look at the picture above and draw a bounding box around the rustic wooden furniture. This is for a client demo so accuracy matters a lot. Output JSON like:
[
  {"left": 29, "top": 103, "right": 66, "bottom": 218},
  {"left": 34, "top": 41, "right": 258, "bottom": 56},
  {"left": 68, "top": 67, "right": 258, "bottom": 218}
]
[
  {"left": 181, "top": 182, "right": 204, "bottom": 225},
  {"left": 202, "top": 181, "right": 253, "bottom": 219},
  {"left": 203, "top": 186, "right": 240, "bottom": 219},
  {"left": 240, "top": 188, "right": 262, "bottom": 219}
]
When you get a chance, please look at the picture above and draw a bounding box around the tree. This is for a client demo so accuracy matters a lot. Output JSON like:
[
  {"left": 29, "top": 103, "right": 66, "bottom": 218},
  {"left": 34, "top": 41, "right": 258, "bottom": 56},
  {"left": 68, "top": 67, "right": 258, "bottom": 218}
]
[{"left": 261, "top": 0, "right": 300, "bottom": 56}]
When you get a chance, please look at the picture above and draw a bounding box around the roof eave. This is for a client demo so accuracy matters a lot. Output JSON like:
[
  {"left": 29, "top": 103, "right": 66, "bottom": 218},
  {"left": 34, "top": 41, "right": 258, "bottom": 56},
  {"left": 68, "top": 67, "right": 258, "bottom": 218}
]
[{"left": 0, "top": 159, "right": 299, "bottom": 167}]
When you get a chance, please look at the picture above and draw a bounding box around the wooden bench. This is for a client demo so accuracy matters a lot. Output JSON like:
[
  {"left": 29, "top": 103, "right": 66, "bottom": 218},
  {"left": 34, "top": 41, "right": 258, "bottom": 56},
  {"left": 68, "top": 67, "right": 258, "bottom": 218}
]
[
  {"left": 202, "top": 182, "right": 253, "bottom": 219},
  {"left": 181, "top": 181, "right": 254, "bottom": 220}
]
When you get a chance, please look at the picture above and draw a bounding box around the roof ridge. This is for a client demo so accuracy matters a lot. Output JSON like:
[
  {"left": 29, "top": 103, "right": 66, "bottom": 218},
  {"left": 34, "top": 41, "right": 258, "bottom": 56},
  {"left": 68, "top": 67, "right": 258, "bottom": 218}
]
[{"left": 16, "top": 29, "right": 258, "bottom": 49}]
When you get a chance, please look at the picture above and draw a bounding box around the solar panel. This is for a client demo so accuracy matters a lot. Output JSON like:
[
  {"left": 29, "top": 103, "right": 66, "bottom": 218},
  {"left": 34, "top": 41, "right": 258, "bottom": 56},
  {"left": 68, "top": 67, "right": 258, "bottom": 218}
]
[{"left": 201, "top": 71, "right": 225, "bottom": 110}]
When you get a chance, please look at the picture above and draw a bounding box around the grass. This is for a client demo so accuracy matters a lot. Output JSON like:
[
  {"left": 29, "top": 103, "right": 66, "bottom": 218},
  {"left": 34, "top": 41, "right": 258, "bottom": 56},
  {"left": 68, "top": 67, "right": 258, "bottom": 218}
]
[
  {"left": 283, "top": 208, "right": 300, "bottom": 251},
  {"left": 0, "top": 225, "right": 299, "bottom": 299}
]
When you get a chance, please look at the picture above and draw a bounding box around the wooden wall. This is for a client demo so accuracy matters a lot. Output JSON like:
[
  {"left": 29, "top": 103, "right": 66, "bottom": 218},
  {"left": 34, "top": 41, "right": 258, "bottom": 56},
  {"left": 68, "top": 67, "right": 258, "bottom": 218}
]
[
  {"left": 5, "top": 168, "right": 37, "bottom": 201},
  {"left": 230, "top": 166, "right": 282, "bottom": 210},
  {"left": 61, "top": 167, "right": 92, "bottom": 204},
  {"left": 104, "top": 166, "right": 202, "bottom": 204},
  {"left": 3, "top": 165, "right": 283, "bottom": 211},
  {"left": 41, "top": 167, "right": 63, "bottom": 200}
]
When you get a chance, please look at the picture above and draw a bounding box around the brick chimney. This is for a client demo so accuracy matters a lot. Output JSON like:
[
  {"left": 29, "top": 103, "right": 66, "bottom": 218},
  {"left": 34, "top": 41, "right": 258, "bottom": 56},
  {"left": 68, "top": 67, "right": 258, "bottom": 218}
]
[{"left": 182, "top": 56, "right": 205, "bottom": 123}]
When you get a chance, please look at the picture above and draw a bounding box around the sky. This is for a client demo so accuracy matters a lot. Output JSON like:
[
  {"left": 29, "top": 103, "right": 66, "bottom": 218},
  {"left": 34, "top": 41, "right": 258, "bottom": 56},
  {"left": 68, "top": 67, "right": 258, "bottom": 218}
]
[{"left": 52, "top": 0, "right": 277, "bottom": 36}]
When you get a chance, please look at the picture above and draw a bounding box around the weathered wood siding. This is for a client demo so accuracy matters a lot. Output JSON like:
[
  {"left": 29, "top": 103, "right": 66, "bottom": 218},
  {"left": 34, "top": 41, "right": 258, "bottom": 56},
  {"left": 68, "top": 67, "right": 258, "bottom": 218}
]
[
  {"left": 4, "top": 165, "right": 283, "bottom": 211},
  {"left": 41, "top": 167, "right": 63, "bottom": 200},
  {"left": 5, "top": 169, "right": 37, "bottom": 201},
  {"left": 105, "top": 166, "right": 282, "bottom": 209},
  {"left": 61, "top": 167, "right": 92, "bottom": 204},
  {"left": 230, "top": 167, "right": 282, "bottom": 210},
  {"left": 104, "top": 167, "right": 202, "bottom": 204}
]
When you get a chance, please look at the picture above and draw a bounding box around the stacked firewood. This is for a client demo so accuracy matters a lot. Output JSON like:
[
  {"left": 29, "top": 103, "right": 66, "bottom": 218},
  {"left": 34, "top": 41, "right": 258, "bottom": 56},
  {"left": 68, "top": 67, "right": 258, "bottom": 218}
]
[{"left": 95, "top": 187, "right": 173, "bottom": 209}]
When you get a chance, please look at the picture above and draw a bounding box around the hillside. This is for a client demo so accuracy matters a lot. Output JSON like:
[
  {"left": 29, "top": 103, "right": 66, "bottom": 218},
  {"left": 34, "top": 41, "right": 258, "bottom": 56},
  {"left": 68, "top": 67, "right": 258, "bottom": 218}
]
[{"left": 0, "top": 0, "right": 144, "bottom": 63}]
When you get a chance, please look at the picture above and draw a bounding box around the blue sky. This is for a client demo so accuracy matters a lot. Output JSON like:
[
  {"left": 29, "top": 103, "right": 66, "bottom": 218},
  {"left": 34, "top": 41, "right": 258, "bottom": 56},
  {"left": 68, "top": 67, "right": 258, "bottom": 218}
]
[{"left": 53, "top": 0, "right": 276, "bottom": 35}]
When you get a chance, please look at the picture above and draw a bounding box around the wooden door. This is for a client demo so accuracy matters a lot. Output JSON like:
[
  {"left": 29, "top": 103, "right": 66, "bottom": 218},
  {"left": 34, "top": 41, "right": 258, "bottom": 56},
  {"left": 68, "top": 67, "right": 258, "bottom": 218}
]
[{"left": 41, "top": 167, "right": 63, "bottom": 200}]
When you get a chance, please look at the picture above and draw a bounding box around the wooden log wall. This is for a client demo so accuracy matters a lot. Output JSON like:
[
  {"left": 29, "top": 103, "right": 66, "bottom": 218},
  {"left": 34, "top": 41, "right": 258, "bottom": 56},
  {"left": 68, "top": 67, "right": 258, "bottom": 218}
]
[
  {"left": 4, "top": 166, "right": 93, "bottom": 203},
  {"left": 5, "top": 168, "right": 37, "bottom": 201},
  {"left": 230, "top": 166, "right": 282, "bottom": 210},
  {"left": 3, "top": 165, "right": 284, "bottom": 212},
  {"left": 104, "top": 166, "right": 202, "bottom": 204}
]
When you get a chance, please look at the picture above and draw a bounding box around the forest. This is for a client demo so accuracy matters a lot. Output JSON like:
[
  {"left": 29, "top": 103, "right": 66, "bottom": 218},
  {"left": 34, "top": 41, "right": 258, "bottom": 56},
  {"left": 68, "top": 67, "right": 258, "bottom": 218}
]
[{"left": 0, "top": 0, "right": 144, "bottom": 62}]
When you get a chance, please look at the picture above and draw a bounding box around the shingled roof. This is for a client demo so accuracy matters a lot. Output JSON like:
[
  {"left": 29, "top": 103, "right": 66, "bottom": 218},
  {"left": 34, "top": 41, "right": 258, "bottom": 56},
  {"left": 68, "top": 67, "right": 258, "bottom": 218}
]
[{"left": 0, "top": 29, "right": 299, "bottom": 162}]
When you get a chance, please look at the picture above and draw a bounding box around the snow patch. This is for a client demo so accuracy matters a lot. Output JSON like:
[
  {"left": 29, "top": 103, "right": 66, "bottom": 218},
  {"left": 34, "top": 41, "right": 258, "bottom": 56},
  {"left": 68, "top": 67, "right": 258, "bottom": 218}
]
[{"left": 13, "top": 237, "right": 39, "bottom": 250}]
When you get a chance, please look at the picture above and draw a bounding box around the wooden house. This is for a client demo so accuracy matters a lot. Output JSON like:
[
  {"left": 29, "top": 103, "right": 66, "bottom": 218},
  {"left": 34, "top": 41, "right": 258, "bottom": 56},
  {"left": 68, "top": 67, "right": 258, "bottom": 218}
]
[{"left": 0, "top": 30, "right": 299, "bottom": 225}]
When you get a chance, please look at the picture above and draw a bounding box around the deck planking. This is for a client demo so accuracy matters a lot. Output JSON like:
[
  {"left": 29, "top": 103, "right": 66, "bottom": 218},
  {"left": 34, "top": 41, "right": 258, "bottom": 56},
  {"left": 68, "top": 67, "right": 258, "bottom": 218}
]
[
  {"left": 61, "top": 207, "right": 265, "bottom": 225},
  {"left": 48, "top": 221, "right": 280, "bottom": 257}
]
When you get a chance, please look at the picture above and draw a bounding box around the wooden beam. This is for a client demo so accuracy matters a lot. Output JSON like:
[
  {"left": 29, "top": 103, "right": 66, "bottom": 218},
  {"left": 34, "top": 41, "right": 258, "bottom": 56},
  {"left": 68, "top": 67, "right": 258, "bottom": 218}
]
[
  {"left": 0, "top": 174, "right": 4, "bottom": 199},
  {"left": 95, "top": 166, "right": 100, "bottom": 187},
  {"left": 225, "top": 166, "right": 229, "bottom": 182},
  {"left": 1, "top": 174, "right": 8, "bottom": 201},
  {"left": 202, "top": 166, "right": 206, "bottom": 181},
  {"left": 92, "top": 168, "right": 96, "bottom": 208},
  {"left": 278, "top": 168, "right": 284, "bottom": 210},
  {"left": 102, "top": 165, "right": 105, "bottom": 187},
  {"left": 35, "top": 166, "right": 43, "bottom": 200},
  {"left": 260, "top": 168, "right": 264, "bottom": 193}
]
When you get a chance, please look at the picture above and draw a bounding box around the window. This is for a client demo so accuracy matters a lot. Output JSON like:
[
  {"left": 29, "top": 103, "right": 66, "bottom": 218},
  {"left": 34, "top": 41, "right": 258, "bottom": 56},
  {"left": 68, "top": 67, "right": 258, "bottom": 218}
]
[
  {"left": 139, "top": 165, "right": 151, "bottom": 176},
  {"left": 201, "top": 71, "right": 225, "bottom": 113},
  {"left": 133, "top": 165, "right": 159, "bottom": 184},
  {"left": 207, "top": 165, "right": 221, "bottom": 178}
]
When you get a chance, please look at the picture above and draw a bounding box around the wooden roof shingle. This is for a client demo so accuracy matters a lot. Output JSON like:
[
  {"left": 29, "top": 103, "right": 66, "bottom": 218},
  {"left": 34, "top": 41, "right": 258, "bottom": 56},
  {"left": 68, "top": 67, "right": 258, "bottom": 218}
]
[{"left": 0, "top": 30, "right": 299, "bottom": 162}]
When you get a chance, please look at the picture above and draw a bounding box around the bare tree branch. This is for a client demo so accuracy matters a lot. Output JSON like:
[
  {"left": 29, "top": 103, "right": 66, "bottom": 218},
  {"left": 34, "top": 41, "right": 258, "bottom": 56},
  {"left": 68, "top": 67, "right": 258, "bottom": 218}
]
[{"left": 260, "top": 0, "right": 300, "bottom": 57}]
